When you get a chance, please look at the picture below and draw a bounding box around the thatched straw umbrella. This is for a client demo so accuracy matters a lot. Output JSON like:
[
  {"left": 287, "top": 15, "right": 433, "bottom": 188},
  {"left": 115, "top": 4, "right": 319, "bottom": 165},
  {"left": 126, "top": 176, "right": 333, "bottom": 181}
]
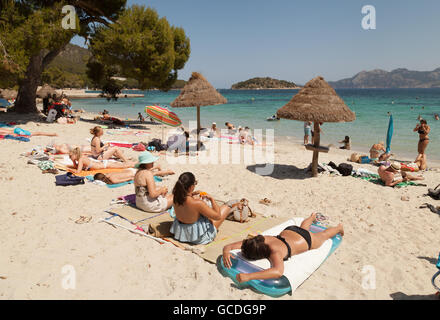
[
  {"left": 277, "top": 76, "right": 356, "bottom": 177},
  {"left": 170, "top": 72, "right": 227, "bottom": 149},
  {"left": 0, "top": 89, "right": 17, "bottom": 100},
  {"left": 36, "top": 84, "right": 57, "bottom": 98}
]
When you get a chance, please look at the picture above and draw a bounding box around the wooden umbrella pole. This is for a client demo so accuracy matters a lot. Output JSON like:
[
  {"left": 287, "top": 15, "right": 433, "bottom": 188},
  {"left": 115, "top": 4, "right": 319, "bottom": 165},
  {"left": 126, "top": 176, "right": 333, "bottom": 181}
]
[
  {"left": 311, "top": 122, "right": 321, "bottom": 177},
  {"left": 196, "top": 106, "right": 201, "bottom": 151}
]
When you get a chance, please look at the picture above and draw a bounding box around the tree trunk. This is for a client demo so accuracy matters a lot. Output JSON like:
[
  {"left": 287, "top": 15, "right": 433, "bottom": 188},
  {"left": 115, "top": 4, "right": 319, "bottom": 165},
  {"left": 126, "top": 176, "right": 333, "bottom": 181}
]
[
  {"left": 13, "top": 53, "right": 45, "bottom": 113},
  {"left": 13, "top": 47, "right": 65, "bottom": 114}
]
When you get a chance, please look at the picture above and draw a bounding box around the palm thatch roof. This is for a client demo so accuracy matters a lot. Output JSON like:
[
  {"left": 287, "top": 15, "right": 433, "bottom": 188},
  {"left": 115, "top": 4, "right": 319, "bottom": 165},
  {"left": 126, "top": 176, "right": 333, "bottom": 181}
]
[
  {"left": 0, "top": 89, "right": 17, "bottom": 100},
  {"left": 276, "top": 76, "right": 355, "bottom": 123},
  {"left": 170, "top": 72, "right": 227, "bottom": 108},
  {"left": 36, "top": 84, "right": 57, "bottom": 98}
]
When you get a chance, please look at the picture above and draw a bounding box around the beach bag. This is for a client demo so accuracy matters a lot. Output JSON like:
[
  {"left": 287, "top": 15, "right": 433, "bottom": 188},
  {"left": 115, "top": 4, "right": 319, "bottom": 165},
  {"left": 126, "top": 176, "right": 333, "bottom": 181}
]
[
  {"left": 148, "top": 138, "right": 167, "bottom": 151},
  {"left": 55, "top": 172, "right": 85, "bottom": 186},
  {"left": 46, "top": 109, "right": 57, "bottom": 123},
  {"left": 225, "top": 199, "right": 256, "bottom": 223},
  {"left": 337, "top": 163, "right": 353, "bottom": 176}
]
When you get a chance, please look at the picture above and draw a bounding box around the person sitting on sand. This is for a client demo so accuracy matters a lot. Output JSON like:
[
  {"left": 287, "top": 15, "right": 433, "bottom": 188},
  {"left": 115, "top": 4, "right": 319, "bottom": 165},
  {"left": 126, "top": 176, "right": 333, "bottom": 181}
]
[
  {"left": 225, "top": 122, "right": 236, "bottom": 134},
  {"left": 69, "top": 147, "right": 135, "bottom": 174},
  {"left": 138, "top": 112, "right": 145, "bottom": 123},
  {"left": 339, "top": 136, "right": 351, "bottom": 150},
  {"left": 378, "top": 162, "right": 424, "bottom": 187},
  {"left": 90, "top": 126, "right": 129, "bottom": 162},
  {"left": 208, "top": 122, "right": 218, "bottom": 138},
  {"left": 414, "top": 153, "right": 427, "bottom": 171},
  {"left": 0, "top": 127, "right": 57, "bottom": 137},
  {"left": 222, "top": 213, "right": 344, "bottom": 282},
  {"left": 170, "top": 172, "right": 235, "bottom": 245},
  {"left": 369, "top": 141, "right": 391, "bottom": 162},
  {"left": 238, "top": 127, "right": 247, "bottom": 144},
  {"left": 134, "top": 152, "right": 173, "bottom": 213}
]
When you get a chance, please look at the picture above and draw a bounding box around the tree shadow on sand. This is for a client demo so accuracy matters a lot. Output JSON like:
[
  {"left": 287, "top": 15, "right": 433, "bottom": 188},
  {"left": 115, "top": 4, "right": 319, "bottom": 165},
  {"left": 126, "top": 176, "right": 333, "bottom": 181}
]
[
  {"left": 246, "top": 163, "right": 311, "bottom": 180},
  {"left": 390, "top": 292, "right": 439, "bottom": 300}
]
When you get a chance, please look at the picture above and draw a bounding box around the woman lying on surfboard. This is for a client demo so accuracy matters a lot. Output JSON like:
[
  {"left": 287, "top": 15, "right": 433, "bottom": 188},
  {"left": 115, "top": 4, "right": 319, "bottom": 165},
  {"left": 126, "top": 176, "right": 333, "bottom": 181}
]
[{"left": 222, "top": 213, "right": 344, "bottom": 283}]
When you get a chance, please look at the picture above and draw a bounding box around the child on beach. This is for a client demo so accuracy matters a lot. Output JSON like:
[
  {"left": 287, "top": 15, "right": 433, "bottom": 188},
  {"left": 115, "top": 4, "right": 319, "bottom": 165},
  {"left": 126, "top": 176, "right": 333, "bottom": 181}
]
[
  {"left": 90, "top": 126, "right": 129, "bottom": 162},
  {"left": 138, "top": 112, "right": 145, "bottom": 123},
  {"left": 222, "top": 213, "right": 344, "bottom": 282}
]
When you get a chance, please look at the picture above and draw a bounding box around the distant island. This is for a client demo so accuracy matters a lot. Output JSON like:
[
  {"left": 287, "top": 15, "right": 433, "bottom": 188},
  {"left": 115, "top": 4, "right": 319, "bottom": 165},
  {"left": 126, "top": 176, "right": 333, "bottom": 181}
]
[
  {"left": 329, "top": 68, "right": 440, "bottom": 89},
  {"left": 231, "top": 77, "right": 301, "bottom": 89}
]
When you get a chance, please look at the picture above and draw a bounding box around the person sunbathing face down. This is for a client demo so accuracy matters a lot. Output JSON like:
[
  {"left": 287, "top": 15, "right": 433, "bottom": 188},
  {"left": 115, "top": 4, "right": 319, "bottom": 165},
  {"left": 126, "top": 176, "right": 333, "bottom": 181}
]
[{"left": 222, "top": 213, "right": 344, "bottom": 283}]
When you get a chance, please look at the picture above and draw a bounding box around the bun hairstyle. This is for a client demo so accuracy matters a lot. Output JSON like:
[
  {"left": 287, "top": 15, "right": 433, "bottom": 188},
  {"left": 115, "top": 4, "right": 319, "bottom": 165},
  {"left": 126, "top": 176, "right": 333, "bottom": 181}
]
[
  {"left": 90, "top": 126, "right": 102, "bottom": 136},
  {"left": 241, "top": 235, "right": 271, "bottom": 260},
  {"left": 173, "top": 172, "right": 196, "bottom": 206}
]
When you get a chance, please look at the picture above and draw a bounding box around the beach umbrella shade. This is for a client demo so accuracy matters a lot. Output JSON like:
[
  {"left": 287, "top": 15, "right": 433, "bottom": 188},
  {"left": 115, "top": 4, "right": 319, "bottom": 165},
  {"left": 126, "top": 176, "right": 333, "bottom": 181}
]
[
  {"left": 36, "top": 84, "right": 57, "bottom": 98},
  {"left": 0, "top": 98, "right": 12, "bottom": 107},
  {"left": 145, "top": 105, "right": 182, "bottom": 142},
  {"left": 386, "top": 114, "right": 393, "bottom": 153},
  {"left": 276, "top": 76, "right": 356, "bottom": 177},
  {"left": 145, "top": 105, "right": 182, "bottom": 127},
  {"left": 170, "top": 72, "right": 227, "bottom": 150}
]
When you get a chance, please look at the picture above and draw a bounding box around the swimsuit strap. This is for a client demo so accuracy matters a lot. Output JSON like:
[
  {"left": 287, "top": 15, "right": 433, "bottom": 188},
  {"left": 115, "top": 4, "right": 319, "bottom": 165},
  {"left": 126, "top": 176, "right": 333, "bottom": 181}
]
[{"left": 276, "top": 235, "right": 291, "bottom": 261}]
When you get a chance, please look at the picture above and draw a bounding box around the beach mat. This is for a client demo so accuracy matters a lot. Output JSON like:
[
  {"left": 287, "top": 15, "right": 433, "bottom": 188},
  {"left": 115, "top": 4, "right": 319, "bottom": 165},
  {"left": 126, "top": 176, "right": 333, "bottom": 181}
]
[
  {"left": 106, "top": 205, "right": 285, "bottom": 263},
  {"left": 228, "top": 218, "right": 342, "bottom": 294},
  {"left": 54, "top": 163, "right": 126, "bottom": 177}
]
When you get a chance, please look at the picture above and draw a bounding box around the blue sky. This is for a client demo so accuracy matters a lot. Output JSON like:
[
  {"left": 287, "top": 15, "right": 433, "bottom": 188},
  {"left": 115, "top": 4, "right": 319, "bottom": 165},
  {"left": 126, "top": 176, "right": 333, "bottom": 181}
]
[{"left": 71, "top": 0, "right": 440, "bottom": 88}]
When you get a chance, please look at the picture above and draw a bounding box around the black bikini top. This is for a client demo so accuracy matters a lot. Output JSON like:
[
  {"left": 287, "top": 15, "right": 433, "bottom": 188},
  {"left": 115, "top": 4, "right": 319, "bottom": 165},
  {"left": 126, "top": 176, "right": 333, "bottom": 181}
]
[
  {"left": 92, "top": 137, "right": 104, "bottom": 147},
  {"left": 276, "top": 235, "right": 292, "bottom": 261}
]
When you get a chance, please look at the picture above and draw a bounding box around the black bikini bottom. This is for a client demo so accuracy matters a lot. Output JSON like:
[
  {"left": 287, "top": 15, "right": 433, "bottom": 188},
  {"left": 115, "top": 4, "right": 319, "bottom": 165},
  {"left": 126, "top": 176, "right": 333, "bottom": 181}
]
[{"left": 277, "top": 226, "right": 312, "bottom": 261}]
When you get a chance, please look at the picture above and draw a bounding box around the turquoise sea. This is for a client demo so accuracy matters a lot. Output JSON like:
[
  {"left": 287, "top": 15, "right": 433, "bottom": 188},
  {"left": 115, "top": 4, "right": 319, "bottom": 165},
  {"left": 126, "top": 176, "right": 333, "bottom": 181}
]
[{"left": 70, "top": 88, "right": 440, "bottom": 160}]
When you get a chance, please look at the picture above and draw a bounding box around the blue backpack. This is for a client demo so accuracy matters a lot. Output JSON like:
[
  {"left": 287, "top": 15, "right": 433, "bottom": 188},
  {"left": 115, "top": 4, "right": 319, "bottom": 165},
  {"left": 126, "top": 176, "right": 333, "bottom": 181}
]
[{"left": 55, "top": 173, "right": 85, "bottom": 186}]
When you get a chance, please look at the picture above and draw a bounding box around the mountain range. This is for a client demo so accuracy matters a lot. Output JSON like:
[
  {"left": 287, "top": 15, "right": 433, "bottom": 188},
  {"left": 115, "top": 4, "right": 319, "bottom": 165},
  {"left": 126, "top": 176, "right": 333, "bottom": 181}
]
[{"left": 329, "top": 68, "right": 440, "bottom": 89}]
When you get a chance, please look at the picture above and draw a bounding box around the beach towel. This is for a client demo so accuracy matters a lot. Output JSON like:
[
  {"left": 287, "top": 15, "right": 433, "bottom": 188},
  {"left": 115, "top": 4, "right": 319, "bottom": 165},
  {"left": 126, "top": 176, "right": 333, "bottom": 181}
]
[
  {"left": 54, "top": 162, "right": 127, "bottom": 177},
  {"left": 85, "top": 175, "right": 162, "bottom": 188},
  {"left": 105, "top": 204, "right": 285, "bottom": 263},
  {"left": 228, "top": 218, "right": 342, "bottom": 294},
  {"left": 3, "top": 134, "right": 30, "bottom": 142},
  {"left": 354, "top": 173, "right": 426, "bottom": 188}
]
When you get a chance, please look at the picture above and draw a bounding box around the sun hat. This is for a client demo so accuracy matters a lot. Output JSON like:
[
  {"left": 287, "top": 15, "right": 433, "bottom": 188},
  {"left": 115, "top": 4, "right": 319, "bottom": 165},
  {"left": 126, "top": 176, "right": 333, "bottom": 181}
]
[
  {"left": 390, "top": 162, "right": 401, "bottom": 171},
  {"left": 135, "top": 151, "right": 159, "bottom": 168}
]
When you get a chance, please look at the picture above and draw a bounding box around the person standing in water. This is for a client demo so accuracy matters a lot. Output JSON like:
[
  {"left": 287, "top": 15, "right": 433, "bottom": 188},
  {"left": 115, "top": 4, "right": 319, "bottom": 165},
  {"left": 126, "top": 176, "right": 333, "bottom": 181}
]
[{"left": 303, "top": 121, "right": 312, "bottom": 145}]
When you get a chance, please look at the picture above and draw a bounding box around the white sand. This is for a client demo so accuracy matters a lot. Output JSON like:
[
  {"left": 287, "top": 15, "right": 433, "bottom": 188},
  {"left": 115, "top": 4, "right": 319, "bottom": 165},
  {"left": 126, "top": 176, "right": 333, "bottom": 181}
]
[{"left": 1, "top": 112, "right": 439, "bottom": 300}]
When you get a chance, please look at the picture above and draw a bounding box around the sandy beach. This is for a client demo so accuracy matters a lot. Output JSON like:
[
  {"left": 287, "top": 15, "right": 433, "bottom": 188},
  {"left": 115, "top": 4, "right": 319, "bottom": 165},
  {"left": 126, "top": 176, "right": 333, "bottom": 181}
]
[{"left": 1, "top": 110, "right": 440, "bottom": 300}]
